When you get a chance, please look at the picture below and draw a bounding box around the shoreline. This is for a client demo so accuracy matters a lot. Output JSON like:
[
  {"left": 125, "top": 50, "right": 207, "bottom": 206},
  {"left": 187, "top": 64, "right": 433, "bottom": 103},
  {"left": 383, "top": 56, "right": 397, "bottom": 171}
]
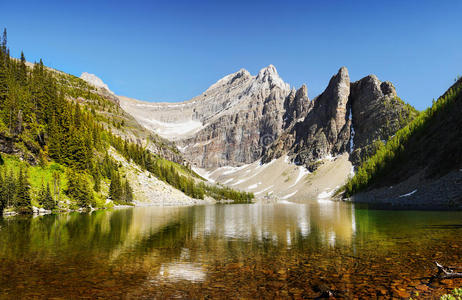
[
  {"left": 345, "top": 169, "right": 462, "bottom": 210},
  {"left": 2, "top": 198, "right": 216, "bottom": 217}
]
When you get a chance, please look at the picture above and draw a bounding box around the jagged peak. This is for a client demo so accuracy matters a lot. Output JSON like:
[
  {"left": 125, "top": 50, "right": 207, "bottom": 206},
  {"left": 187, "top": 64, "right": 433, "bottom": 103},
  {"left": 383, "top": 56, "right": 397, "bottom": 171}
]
[
  {"left": 254, "top": 64, "right": 290, "bottom": 91},
  {"left": 338, "top": 66, "right": 349, "bottom": 76},
  {"left": 351, "top": 74, "right": 396, "bottom": 98},
  {"left": 257, "top": 64, "right": 278, "bottom": 79},
  {"left": 295, "top": 84, "right": 308, "bottom": 99}
]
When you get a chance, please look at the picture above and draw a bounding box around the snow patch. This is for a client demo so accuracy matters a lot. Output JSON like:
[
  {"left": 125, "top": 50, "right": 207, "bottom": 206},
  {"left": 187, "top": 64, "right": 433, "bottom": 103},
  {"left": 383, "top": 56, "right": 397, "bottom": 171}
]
[
  {"left": 289, "top": 167, "right": 310, "bottom": 188},
  {"left": 349, "top": 108, "right": 355, "bottom": 153},
  {"left": 318, "top": 189, "right": 335, "bottom": 200},
  {"left": 349, "top": 165, "right": 355, "bottom": 178},
  {"left": 142, "top": 118, "right": 204, "bottom": 137},
  {"left": 176, "top": 145, "right": 188, "bottom": 152},
  {"left": 278, "top": 200, "right": 294, "bottom": 205},
  {"left": 192, "top": 167, "right": 215, "bottom": 183},
  {"left": 221, "top": 178, "right": 234, "bottom": 184},
  {"left": 247, "top": 182, "right": 262, "bottom": 190},
  {"left": 254, "top": 185, "right": 274, "bottom": 195},
  {"left": 231, "top": 178, "right": 247, "bottom": 186},
  {"left": 281, "top": 190, "right": 297, "bottom": 200},
  {"left": 399, "top": 189, "right": 417, "bottom": 198}
]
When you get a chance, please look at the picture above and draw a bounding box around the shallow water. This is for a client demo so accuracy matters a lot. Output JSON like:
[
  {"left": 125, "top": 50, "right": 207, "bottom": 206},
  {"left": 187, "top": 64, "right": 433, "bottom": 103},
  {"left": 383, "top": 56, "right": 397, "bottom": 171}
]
[{"left": 0, "top": 202, "right": 461, "bottom": 298}]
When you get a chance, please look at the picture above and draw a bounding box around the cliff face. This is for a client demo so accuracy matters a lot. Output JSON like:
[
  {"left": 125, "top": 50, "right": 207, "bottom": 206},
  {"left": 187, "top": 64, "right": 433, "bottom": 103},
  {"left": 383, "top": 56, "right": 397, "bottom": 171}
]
[
  {"left": 120, "top": 65, "right": 416, "bottom": 170},
  {"left": 262, "top": 67, "right": 417, "bottom": 171},
  {"left": 349, "top": 76, "right": 417, "bottom": 166},
  {"left": 120, "top": 65, "right": 294, "bottom": 168}
]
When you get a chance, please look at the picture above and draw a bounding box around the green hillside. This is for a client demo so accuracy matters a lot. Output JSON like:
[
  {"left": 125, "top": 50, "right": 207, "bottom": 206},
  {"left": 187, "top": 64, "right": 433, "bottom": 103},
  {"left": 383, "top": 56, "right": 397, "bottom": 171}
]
[
  {"left": 343, "top": 76, "right": 462, "bottom": 197},
  {"left": 0, "top": 29, "right": 252, "bottom": 214}
]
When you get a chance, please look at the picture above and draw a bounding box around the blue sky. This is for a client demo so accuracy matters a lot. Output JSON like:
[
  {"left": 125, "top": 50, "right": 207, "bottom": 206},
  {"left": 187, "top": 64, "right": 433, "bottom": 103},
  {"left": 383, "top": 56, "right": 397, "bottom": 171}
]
[{"left": 1, "top": 0, "right": 461, "bottom": 110}]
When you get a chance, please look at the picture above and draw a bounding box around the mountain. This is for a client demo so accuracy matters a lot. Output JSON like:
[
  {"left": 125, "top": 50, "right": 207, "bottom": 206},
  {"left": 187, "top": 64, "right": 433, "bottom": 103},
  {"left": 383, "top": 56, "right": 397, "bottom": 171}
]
[
  {"left": 121, "top": 65, "right": 416, "bottom": 171},
  {"left": 344, "top": 77, "right": 462, "bottom": 209},
  {"left": 119, "top": 65, "right": 417, "bottom": 201},
  {"left": 120, "top": 65, "right": 293, "bottom": 168},
  {"left": 263, "top": 67, "right": 417, "bottom": 171}
]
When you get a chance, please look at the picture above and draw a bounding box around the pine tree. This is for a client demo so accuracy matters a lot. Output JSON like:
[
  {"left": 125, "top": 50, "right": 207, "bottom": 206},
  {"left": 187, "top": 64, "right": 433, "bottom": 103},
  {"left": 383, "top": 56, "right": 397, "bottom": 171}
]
[
  {"left": 43, "top": 183, "right": 55, "bottom": 211},
  {"left": 18, "top": 51, "right": 27, "bottom": 86},
  {"left": 0, "top": 51, "right": 7, "bottom": 105},
  {"left": 1, "top": 28, "right": 7, "bottom": 53},
  {"left": 0, "top": 171, "right": 4, "bottom": 214},
  {"left": 52, "top": 171, "right": 61, "bottom": 203},
  {"left": 109, "top": 170, "right": 122, "bottom": 203},
  {"left": 15, "top": 166, "right": 32, "bottom": 214},
  {"left": 65, "top": 170, "right": 93, "bottom": 208},
  {"left": 4, "top": 168, "right": 15, "bottom": 207},
  {"left": 123, "top": 179, "right": 134, "bottom": 204},
  {"left": 48, "top": 115, "right": 62, "bottom": 161}
]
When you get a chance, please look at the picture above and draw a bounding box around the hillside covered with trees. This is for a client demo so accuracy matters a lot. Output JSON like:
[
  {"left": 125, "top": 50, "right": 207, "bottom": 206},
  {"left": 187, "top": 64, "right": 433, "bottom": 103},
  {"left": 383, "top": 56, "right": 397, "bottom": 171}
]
[
  {"left": 343, "top": 75, "right": 462, "bottom": 200},
  {"left": 0, "top": 29, "right": 253, "bottom": 215}
]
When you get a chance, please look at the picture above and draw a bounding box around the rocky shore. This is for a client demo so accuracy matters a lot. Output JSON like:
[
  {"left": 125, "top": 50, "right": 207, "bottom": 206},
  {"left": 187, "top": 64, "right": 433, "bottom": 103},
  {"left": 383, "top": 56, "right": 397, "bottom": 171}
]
[{"left": 348, "top": 169, "right": 462, "bottom": 210}]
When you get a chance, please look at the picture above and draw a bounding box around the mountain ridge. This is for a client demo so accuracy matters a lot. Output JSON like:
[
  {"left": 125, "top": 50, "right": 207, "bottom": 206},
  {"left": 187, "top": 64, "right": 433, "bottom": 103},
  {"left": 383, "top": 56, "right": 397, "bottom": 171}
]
[{"left": 119, "top": 65, "right": 416, "bottom": 172}]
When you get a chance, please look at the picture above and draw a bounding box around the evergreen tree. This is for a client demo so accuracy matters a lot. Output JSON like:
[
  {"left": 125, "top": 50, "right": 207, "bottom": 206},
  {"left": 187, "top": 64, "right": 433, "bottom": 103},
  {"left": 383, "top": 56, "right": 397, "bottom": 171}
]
[
  {"left": 18, "top": 51, "right": 27, "bottom": 86},
  {"left": 109, "top": 170, "right": 122, "bottom": 203},
  {"left": 65, "top": 170, "right": 93, "bottom": 208},
  {"left": 4, "top": 168, "right": 15, "bottom": 207},
  {"left": 0, "top": 171, "right": 4, "bottom": 214},
  {"left": 42, "top": 183, "right": 55, "bottom": 211},
  {"left": 123, "top": 179, "right": 134, "bottom": 204},
  {"left": 15, "top": 166, "right": 32, "bottom": 214},
  {"left": 1, "top": 28, "right": 7, "bottom": 53}
]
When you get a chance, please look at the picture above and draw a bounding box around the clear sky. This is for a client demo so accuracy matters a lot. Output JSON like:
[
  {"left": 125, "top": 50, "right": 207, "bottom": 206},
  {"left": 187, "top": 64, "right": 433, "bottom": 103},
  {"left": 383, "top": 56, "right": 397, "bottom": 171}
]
[{"left": 1, "top": 0, "right": 461, "bottom": 110}]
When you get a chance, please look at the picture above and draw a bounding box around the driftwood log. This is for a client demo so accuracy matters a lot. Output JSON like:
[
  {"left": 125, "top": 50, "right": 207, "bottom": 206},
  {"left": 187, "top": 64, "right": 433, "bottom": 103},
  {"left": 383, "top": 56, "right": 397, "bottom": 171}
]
[{"left": 434, "top": 262, "right": 462, "bottom": 280}]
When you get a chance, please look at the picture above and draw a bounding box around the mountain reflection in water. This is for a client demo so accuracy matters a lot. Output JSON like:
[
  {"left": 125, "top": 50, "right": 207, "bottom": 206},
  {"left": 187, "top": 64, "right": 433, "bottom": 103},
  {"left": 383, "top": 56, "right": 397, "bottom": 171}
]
[{"left": 0, "top": 202, "right": 461, "bottom": 298}]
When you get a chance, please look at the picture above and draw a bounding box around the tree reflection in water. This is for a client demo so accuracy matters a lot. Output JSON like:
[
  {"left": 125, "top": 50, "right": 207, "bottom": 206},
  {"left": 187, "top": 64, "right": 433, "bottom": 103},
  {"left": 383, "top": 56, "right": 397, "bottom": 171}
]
[{"left": 0, "top": 203, "right": 461, "bottom": 298}]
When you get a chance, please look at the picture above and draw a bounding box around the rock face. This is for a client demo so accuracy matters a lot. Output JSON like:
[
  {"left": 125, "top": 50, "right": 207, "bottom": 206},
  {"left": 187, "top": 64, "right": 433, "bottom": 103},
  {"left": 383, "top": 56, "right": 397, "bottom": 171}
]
[
  {"left": 120, "top": 65, "right": 416, "bottom": 170},
  {"left": 80, "top": 72, "right": 113, "bottom": 94},
  {"left": 120, "top": 65, "right": 293, "bottom": 168},
  {"left": 80, "top": 72, "right": 119, "bottom": 105},
  {"left": 274, "top": 67, "right": 351, "bottom": 170},
  {"left": 262, "top": 67, "right": 417, "bottom": 171},
  {"left": 348, "top": 76, "right": 417, "bottom": 165}
]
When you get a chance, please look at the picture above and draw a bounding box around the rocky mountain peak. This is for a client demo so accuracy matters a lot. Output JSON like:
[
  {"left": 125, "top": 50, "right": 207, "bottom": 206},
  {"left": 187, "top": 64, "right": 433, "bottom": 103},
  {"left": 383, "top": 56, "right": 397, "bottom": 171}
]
[
  {"left": 257, "top": 64, "right": 278, "bottom": 78},
  {"left": 80, "top": 72, "right": 114, "bottom": 94},
  {"left": 255, "top": 65, "right": 290, "bottom": 91},
  {"left": 295, "top": 84, "right": 308, "bottom": 99},
  {"left": 349, "top": 74, "right": 416, "bottom": 165},
  {"left": 205, "top": 68, "right": 252, "bottom": 92}
]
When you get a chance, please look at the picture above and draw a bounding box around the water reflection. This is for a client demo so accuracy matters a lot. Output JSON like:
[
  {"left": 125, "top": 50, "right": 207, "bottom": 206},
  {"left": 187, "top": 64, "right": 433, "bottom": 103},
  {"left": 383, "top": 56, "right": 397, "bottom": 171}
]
[{"left": 0, "top": 202, "right": 461, "bottom": 298}]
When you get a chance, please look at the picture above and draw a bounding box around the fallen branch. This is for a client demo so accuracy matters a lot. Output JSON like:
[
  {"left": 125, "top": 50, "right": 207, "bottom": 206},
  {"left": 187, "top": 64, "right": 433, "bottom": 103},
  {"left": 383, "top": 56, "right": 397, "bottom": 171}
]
[{"left": 434, "top": 262, "right": 462, "bottom": 280}]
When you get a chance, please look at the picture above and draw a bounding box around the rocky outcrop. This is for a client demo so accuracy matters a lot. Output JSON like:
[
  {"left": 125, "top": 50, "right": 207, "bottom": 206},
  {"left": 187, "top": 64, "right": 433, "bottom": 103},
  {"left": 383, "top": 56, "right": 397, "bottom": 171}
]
[
  {"left": 283, "top": 84, "right": 311, "bottom": 128},
  {"left": 348, "top": 76, "right": 417, "bottom": 165},
  {"left": 262, "top": 67, "right": 417, "bottom": 171},
  {"left": 291, "top": 67, "right": 351, "bottom": 170},
  {"left": 262, "top": 67, "right": 351, "bottom": 170}
]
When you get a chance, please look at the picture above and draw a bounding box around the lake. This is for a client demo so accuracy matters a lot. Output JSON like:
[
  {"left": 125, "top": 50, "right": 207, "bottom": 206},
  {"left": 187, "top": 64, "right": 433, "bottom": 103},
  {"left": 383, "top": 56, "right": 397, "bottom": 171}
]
[{"left": 0, "top": 202, "right": 461, "bottom": 298}]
